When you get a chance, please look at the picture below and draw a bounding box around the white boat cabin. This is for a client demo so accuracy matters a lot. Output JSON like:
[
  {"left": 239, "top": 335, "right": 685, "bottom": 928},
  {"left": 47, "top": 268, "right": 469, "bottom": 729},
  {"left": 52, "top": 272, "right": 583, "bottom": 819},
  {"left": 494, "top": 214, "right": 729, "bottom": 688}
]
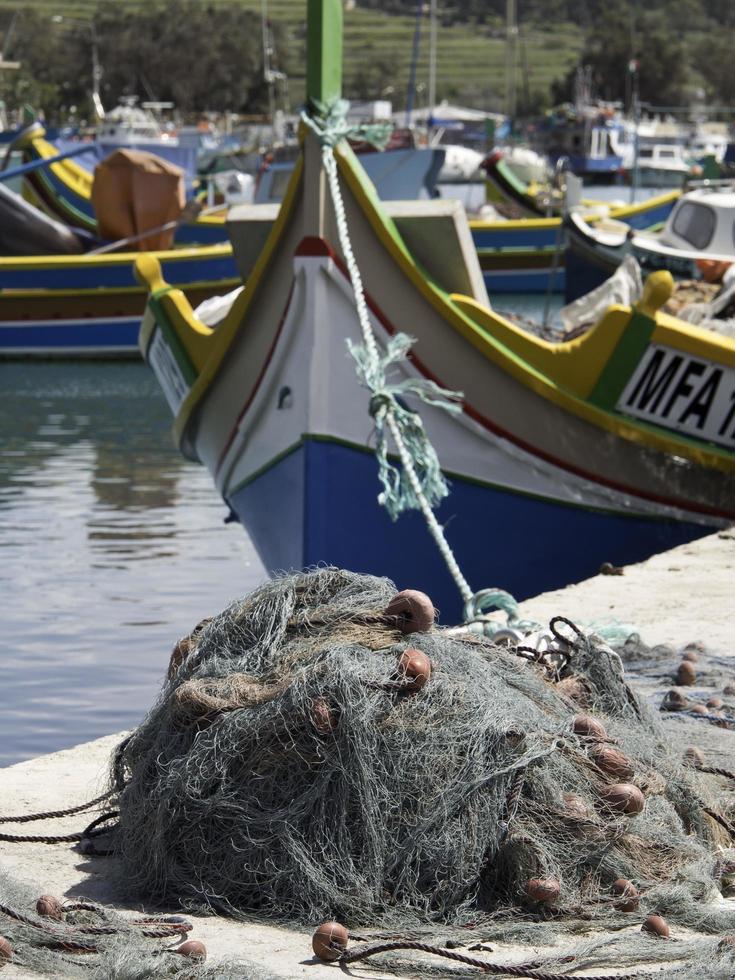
[{"left": 660, "top": 188, "right": 735, "bottom": 254}]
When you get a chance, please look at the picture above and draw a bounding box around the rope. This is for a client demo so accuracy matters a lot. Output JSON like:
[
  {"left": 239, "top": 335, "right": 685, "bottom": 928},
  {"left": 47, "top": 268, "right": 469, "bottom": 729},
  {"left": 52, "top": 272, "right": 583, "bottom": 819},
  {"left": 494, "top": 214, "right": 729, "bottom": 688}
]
[
  {"left": 0, "top": 792, "right": 112, "bottom": 825},
  {"left": 301, "top": 100, "right": 473, "bottom": 605},
  {"left": 0, "top": 809, "right": 117, "bottom": 846},
  {"left": 699, "top": 764, "right": 735, "bottom": 780},
  {"left": 339, "top": 939, "right": 649, "bottom": 978}
]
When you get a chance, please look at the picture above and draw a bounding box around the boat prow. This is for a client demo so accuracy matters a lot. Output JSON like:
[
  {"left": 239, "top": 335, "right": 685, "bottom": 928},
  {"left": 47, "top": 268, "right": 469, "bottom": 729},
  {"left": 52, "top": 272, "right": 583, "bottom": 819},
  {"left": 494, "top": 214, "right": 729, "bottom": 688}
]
[{"left": 138, "top": 106, "right": 735, "bottom": 619}]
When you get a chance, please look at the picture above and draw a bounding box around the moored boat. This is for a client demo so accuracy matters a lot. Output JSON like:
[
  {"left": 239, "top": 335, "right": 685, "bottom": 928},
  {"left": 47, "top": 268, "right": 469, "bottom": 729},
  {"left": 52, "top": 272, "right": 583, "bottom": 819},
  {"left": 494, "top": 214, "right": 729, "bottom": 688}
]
[
  {"left": 0, "top": 241, "right": 238, "bottom": 358},
  {"left": 565, "top": 185, "right": 735, "bottom": 301},
  {"left": 135, "top": 1, "right": 735, "bottom": 622},
  {"left": 5, "top": 122, "right": 227, "bottom": 246}
]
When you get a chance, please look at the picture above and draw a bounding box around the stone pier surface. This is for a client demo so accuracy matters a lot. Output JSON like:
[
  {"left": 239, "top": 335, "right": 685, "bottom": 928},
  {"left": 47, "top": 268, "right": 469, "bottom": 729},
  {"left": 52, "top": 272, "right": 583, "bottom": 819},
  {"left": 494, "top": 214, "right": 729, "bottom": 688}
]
[{"left": 1, "top": 529, "right": 733, "bottom": 978}]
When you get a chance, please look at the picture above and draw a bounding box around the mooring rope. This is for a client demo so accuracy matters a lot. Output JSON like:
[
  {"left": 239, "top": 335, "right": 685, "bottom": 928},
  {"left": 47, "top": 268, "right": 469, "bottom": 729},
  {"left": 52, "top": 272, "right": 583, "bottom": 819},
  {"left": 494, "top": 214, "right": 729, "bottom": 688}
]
[{"left": 302, "top": 99, "right": 473, "bottom": 606}]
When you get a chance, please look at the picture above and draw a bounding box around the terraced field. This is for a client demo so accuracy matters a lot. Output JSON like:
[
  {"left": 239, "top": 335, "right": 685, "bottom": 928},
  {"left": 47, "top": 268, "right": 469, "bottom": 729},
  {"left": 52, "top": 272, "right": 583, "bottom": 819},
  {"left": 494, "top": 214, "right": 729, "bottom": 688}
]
[{"left": 2, "top": 1, "right": 583, "bottom": 110}]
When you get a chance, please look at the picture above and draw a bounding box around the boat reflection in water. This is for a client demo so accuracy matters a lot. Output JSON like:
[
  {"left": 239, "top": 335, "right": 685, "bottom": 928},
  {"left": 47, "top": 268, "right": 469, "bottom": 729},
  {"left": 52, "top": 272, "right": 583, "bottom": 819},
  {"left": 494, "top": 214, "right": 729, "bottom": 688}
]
[{"left": 0, "top": 361, "right": 263, "bottom": 766}]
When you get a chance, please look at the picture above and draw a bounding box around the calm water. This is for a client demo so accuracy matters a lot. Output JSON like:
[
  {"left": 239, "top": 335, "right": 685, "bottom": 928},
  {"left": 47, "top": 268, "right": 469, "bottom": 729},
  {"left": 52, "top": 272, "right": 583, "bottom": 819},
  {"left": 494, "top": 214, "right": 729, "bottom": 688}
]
[{"left": 0, "top": 362, "right": 265, "bottom": 766}]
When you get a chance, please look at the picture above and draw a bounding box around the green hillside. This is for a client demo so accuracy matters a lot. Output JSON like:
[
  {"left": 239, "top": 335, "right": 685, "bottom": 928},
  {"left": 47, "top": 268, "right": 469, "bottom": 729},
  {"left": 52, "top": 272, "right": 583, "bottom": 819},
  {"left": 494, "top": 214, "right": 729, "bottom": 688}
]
[{"left": 1, "top": 1, "right": 583, "bottom": 113}]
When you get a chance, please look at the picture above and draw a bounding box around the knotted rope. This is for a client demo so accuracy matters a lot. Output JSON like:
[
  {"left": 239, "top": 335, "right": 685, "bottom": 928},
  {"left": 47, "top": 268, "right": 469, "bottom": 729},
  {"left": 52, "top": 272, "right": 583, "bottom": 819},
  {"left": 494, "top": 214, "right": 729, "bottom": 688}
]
[{"left": 301, "top": 98, "right": 473, "bottom": 606}]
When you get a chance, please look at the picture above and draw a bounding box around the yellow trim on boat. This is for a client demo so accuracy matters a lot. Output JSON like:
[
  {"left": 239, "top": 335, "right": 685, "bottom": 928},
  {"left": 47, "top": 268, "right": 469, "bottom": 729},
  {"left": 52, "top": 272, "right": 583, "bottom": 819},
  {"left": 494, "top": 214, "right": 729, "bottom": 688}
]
[
  {"left": 136, "top": 255, "right": 216, "bottom": 370},
  {"left": 0, "top": 242, "right": 234, "bottom": 271},
  {"left": 468, "top": 189, "right": 680, "bottom": 233},
  {"left": 1, "top": 277, "right": 241, "bottom": 302},
  {"left": 652, "top": 311, "right": 735, "bottom": 367},
  {"left": 335, "top": 144, "right": 734, "bottom": 472},
  {"left": 31, "top": 134, "right": 94, "bottom": 199},
  {"left": 137, "top": 155, "right": 305, "bottom": 448}
]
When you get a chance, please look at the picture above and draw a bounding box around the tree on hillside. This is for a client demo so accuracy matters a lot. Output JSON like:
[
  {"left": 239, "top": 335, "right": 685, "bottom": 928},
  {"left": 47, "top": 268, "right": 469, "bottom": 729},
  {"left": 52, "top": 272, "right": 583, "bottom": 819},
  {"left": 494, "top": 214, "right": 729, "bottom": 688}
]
[
  {"left": 0, "top": 1, "right": 286, "bottom": 122},
  {"left": 692, "top": 30, "right": 735, "bottom": 105},
  {"left": 551, "top": 0, "right": 690, "bottom": 108}
]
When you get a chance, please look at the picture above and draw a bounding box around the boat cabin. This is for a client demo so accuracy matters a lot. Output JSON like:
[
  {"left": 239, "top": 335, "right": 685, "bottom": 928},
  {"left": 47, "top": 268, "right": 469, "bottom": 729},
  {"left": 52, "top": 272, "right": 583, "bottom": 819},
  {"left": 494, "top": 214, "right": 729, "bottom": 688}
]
[{"left": 660, "top": 188, "right": 735, "bottom": 253}]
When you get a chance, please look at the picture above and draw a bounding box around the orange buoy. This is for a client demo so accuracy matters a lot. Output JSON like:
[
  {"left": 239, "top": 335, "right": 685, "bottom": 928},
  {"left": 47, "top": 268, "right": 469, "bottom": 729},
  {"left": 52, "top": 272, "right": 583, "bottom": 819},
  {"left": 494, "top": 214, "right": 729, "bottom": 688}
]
[
  {"left": 723, "top": 682, "right": 735, "bottom": 696},
  {"left": 397, "top": 647, "right": 432, "bottom": 691},
  {"left": 612, "top": 878, "right": 639, "bottom": 912},
  {"left": 661, "top": 689, "right": 689, "bottom": 712},
  {"left": 707, "top": 697, "right": 723, "bottom": 709},
  {"left": 384, "top": 590, "right": 435, "bottom": 634},
  {"left": 641, "top": 913, "right": 670, "bottom": 938},
  {"left": 572, "top": 714, "right": 607, "bottom": 739},
  {"left": 312, "top": 921, "right": 349, "bottom": 962},
  {"left": 600, "top": 783, "right": 645, "bottom": 816},
  {"left": 175, "top": 940, "right": 207, "bottom": 960},
  {"left": 35, "top": 895, "right": 63, "bottom": 920},
  {"left": 682, "top": 649, "right": 699, "bottom": 663},
  {"left": 0, "top": 937, "right": 11, "bottom": 963},
  {"left": 676, "top": 661, "right": 696, "bottom": 686},
  {"left": 691, "top": 704, "right": 708, "bottom": 715},
  {"left": 311, "top": 698, "right": 338, "bottom": 735},
  {"left": 525, "top": 877, "right": 560, "bottom": 904},
  {"left": 591, "top": 747, "right": 634, "bottom": 781}
]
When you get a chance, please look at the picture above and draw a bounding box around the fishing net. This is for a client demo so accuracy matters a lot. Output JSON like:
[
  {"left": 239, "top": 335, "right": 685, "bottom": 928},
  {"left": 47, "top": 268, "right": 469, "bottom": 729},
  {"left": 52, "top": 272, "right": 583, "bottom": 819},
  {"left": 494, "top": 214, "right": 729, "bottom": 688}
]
[
  {"left": 0, "top": 868, "right": 275, "bottom": 979},
  {"left": 106, "top": 567, "right": 735, "bottom": 957}
]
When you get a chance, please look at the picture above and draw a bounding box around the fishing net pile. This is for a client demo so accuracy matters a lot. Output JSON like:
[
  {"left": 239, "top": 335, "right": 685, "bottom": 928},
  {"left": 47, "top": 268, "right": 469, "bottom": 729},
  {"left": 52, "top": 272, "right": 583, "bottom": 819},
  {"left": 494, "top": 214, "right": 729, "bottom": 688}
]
[{"left": 106, "top": 567, "right": 735, "bottom": 966}]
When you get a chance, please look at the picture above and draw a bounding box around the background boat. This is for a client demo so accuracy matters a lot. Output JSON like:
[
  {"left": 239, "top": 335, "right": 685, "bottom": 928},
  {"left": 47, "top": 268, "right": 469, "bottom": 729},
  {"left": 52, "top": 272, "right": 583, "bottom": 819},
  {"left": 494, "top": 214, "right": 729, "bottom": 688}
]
[{"left": 136, "top": 0, "right": 735, "bottom": 623}]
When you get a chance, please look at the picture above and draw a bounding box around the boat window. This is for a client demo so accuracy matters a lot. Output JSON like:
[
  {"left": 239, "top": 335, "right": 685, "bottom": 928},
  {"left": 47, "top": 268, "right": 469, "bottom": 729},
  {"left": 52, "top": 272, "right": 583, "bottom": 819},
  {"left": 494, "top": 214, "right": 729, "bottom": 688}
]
[
  {"left": 671, "top": 201, "right": 716, "bottom": 249},
  {"left": 659, "top": 148, "right": 676, "bottom": 158},
  {"left": 639, "top": 147, "right": 653, "bottom": 158}
]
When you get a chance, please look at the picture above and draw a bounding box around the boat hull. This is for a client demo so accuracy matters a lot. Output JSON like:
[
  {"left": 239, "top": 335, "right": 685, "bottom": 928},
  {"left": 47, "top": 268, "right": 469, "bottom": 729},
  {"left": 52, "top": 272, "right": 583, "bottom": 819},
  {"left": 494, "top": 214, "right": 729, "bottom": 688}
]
[
  {"left": 229, "top": 434, "right": 709, "bottom": 624},
  {"left": 0, "top": 251, "right": 238, "bottom": 358}
]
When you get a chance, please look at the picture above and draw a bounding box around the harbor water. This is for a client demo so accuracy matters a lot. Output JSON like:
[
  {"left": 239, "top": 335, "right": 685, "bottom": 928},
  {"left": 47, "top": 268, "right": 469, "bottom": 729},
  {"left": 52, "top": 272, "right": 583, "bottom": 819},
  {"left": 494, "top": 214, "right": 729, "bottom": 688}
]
[{"left": 0, "top": 362, "right": 265, "bottom": 766}]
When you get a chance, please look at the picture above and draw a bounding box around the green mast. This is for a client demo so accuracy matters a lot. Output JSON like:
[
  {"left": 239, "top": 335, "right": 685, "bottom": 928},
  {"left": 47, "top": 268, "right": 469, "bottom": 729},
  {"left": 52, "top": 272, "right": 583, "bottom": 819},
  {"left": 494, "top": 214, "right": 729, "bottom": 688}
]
[{"left": 306, "top": 0, "right": 343, "bottom": 109}]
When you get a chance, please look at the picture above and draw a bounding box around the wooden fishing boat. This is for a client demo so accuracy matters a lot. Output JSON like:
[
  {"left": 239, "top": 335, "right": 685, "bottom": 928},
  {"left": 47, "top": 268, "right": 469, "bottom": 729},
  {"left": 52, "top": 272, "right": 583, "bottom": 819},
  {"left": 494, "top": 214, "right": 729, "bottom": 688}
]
[
  {"left": 469, "top": 189, "right": 678, "bottom": 295},
  {"left": 565, "top": 186, "right": 735, "bottom": 302},
  {"left": 13, "top": 118, "right": 680, "bottom": 296},
  {"left": 0, "top": 241, "right": 238, "bottom": 357},
  {"left": 136, "top": 0, "right": 735, "bottom": 622},
  {"left": 7, "top": 122, "right": 227, "bottom": 246}
]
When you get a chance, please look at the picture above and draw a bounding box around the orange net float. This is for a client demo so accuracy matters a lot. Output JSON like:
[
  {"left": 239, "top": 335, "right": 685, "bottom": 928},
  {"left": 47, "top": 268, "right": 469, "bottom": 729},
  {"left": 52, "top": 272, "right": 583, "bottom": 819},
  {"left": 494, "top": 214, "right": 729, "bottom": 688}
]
[
  {"left": 175, "top": 939, "right": 207, "bottom": 960},
  {"left": 397, "top": 647, "right": 432, "bottom": 692},
  {"left": 312, "top": 921, "right": 349, "bottom": 962},
  {"left": 676, "top": 661, "right": 696, "bottom": 686},
  {"left": 696, "top": 258, "right": 732, "bottom": 284},
  {"left": 683, "top": 746, "right": 705, "bottom": 768},
  {"left": 572, "top": 714, "right": 607, "bottom": 739},
  {"left": 0, "top": 938, "right": 11, "bottom": 964},
  {"left": 311, "top": 698, "right": 339, "bottom": 735},
  {"left": 590, "top": 746, "right": 635, "bottom": 781},
  {"left": 611, "top": 878, "right": 640, "bottom": 912},
  {"left": 641, "top": 913, "right": 670, "bottom": 938},
  {"left": 525, "top": 877, "right": 560, "bottom": 905},
  {"left": 599, "top": 783, "right": 645, "bottom": 816},
  {"left": 35, "top": 895, "right": 63, "bottom": 920},
  {"left": 384, "top": 590, "right": 435, "bottom": 634}
]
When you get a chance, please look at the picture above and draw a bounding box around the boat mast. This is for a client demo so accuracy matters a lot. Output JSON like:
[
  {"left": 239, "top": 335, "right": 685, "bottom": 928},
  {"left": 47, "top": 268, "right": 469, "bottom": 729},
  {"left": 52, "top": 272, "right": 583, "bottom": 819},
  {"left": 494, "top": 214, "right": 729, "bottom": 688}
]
[
  {"left": 304, "top": 0, "right": 342, "bottom": 238},
  {"left": 428, "top": 0, "right": 437, "bottom": 138},
  {"left": 405, "top": 3, "right": 424, "bottom": 128},
  {"left": 505, "top": 0, "right": 517, "bottom": 121}
]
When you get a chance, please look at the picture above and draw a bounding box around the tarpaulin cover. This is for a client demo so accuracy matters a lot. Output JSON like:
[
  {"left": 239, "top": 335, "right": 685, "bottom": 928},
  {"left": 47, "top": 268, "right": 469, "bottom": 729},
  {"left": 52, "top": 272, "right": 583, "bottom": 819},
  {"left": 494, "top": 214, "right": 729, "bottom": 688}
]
[{"left": 91, "top": 149, "right": 185, "bottom": 251}]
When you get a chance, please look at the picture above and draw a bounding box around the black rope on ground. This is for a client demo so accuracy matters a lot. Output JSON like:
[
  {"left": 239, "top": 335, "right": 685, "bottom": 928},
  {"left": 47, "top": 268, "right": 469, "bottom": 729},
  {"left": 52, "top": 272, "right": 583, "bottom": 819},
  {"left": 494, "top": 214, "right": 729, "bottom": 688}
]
[
  {"left": 338, "top": 939, "right": 652, "bottom": 978},
  {"left": 0, "top": 809, "right": 118, "bottom": 846},
  {"left": 0, "top": 791, "right": 113, "bottom": 825}
]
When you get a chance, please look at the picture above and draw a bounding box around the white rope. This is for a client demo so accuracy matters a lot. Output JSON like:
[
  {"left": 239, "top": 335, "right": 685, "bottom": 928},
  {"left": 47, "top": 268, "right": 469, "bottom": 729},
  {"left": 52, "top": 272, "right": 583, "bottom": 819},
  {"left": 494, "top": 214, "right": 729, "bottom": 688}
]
[{"left": 305, "top": 111, "right": 474, "bottom": 605}]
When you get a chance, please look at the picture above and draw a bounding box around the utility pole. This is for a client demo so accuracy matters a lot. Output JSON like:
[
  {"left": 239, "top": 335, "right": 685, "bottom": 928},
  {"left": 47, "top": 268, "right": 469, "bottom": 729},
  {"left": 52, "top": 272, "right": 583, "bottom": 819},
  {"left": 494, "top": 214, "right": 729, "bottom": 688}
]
[
  {"left": 428, "top": 0, "right": 437, "bottom": 135},
  {"left": 505, "top": 0, "right": 517, "bottom": 122}
]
